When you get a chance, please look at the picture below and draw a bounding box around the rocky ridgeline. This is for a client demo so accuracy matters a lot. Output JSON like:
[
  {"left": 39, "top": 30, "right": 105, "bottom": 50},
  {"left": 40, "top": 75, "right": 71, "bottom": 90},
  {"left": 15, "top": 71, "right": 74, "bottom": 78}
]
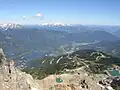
[{"left": 0, "top": 48, "right": 40, "bottom": 90}]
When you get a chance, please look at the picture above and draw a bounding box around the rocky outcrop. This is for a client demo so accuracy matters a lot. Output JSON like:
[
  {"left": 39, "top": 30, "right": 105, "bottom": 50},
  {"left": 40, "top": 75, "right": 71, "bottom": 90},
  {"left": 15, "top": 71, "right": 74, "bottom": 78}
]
[
  {"left": 98, "top": 76, "right": 120, "bottom": 90},
  {"left": 38, "top": 69, "right": 107, "bottom": 90},
  {"left": 0, "top": 48, "right": 40, "bottom": 90}
]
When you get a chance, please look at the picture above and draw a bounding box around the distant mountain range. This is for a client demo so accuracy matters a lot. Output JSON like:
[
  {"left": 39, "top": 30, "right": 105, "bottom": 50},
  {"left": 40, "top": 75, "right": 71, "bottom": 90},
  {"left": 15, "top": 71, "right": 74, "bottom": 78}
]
[
  {"left": 0, "top": 24, "right": 120, "bottom": 62},
  {"left": 1, "top": 23, "right": 120, "bottom": 33},
  {"left": 65, "top": 30, "right": 119, "bottom": 42}
]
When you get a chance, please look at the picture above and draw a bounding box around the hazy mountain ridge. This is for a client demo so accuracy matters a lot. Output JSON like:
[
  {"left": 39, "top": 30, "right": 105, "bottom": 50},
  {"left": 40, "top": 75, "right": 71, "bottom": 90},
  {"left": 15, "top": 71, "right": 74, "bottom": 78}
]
[
  {"left": 0, "top": 26, "right": 120, "bottom": 62},
  {"left": 114, "top": 29, "right": 120, "bottom": 38},
  {"left": 56, "top": 40, "right": 120, "bottom": 59}
]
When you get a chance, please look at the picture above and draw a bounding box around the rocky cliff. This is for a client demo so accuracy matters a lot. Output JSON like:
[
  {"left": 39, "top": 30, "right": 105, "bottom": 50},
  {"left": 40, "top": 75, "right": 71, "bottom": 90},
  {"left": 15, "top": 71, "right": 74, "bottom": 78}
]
[{"left": 0, "top": 48, "right": 40, "bottom": 90}]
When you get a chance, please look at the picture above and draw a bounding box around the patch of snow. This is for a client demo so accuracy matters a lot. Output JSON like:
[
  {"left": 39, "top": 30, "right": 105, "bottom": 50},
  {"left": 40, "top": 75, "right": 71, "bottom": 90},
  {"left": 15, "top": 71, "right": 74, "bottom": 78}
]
[
  {"left": 42, "top": 60, "right": 45, "bottom": 64},
  {"left": 50, "top": 58, "right": 54, "bottom": 64},
  {"left": 56, "top": 56, "right": 63, "bottom": 64}
]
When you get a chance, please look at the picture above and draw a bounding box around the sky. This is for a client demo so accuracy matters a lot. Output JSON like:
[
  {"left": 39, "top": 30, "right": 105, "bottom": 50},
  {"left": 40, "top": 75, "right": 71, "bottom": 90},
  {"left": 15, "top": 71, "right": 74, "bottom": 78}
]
[{"left": 0, "top": 0, "right": 120, "bottom": 25}]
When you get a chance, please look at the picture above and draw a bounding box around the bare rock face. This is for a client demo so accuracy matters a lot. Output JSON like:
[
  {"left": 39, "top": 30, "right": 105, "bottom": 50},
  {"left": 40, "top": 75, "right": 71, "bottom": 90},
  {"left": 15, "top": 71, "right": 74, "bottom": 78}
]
[
  {"left": 0, "top": 48, "right": 40, "bottom": 90},
  {"left": 0, "top": 48, "right": 6, "bottom": 62},
  {"left": 38, "top": 73, "right": 104, "bottom": 90}
]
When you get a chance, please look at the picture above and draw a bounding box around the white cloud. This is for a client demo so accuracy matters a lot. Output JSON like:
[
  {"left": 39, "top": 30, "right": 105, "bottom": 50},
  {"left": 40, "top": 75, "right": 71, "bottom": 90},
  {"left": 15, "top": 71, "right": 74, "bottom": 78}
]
[
  {"left": 22, "top": 16, "right": 28, "bottom": 20},
  {"left": 35, "top": 13, "right": 43, "bottom": 17},
  {"left": 23, "top": 16, "right": 26, "bottom": 18}
]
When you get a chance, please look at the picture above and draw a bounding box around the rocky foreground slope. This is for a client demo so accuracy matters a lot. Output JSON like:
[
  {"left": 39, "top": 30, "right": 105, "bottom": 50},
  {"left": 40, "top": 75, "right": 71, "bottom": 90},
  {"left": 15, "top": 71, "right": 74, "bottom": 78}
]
[
  {"left": 0, "top": 47, "right": 120, "bottom": 90},
  {"left": 0, "top": 48, "right": 41, "bottom": 90}
]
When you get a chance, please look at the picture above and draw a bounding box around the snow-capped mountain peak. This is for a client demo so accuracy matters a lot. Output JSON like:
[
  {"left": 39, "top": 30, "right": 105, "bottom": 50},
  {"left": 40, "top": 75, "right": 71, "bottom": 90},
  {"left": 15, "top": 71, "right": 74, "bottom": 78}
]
[
  {"left": 0, "top": 23, "right": 23, "bottom": 31},
  {"left": 41, "top": 23, "right": 70, "bottom": 26}
]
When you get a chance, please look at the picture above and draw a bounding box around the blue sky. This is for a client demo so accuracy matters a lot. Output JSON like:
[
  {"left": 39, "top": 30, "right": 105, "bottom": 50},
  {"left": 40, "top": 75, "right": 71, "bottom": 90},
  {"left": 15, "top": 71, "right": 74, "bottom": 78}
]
[{"left": 0, "top": 0, "right": 120, "bottom": 25}]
